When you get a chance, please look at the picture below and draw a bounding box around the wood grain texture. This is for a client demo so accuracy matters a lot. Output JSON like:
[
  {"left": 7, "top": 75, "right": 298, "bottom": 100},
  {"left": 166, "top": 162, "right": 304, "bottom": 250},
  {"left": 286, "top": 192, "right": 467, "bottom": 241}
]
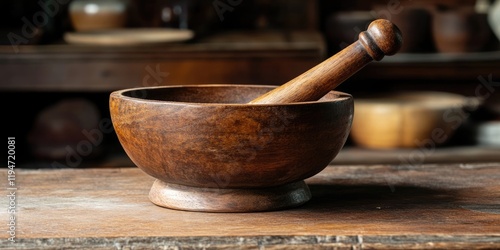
[
  {"left": 149, "top": 180, "right": 311, "bottom": 212},
  {"left": 0, "top": 163, "right": 499, "bottom": 249},
  {"left": 109, "top": 85, "right": 353, "bottom": 212},
  {"left": 110, "top": 85, "right": 353, "bottom": 189}
]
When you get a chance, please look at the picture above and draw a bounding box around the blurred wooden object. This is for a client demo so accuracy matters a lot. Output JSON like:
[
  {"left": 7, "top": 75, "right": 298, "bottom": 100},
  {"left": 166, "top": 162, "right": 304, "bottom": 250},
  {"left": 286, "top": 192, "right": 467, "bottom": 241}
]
[
  {"left": 4, "top": 164, "right": 500, "bottom": 249},
  {"left": 27, "top": 98, "right": 103, "bottom": 162},
  {"left": 432, "top": 5, "right": 496, "bottom": 53},
  {"left": 374, "top": 4, "right": 434, "bottom": 53}
]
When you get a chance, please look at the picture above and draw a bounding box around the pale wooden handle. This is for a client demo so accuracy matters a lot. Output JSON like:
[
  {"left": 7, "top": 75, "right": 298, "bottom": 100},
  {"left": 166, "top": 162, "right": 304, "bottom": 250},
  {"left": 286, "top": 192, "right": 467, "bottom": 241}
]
[{"left": 249, "top": 19, "right": 403, "bottom": 104}]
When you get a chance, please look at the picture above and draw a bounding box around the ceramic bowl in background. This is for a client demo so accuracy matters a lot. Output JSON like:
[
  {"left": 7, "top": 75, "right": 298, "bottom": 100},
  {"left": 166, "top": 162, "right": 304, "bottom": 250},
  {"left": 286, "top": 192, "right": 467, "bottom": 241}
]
[
  {"left": 350, "top": 91, "right": 477, "bottom": 149},
  {"left": 69, "top": 0, "right": 129, "bottom": 31}
]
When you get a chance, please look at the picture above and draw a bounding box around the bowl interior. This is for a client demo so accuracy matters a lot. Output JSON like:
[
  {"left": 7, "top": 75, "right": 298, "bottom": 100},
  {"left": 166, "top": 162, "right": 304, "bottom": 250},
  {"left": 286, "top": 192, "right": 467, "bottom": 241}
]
[{"left": 119, "top": 85, "right": 350, "bottom": 104}]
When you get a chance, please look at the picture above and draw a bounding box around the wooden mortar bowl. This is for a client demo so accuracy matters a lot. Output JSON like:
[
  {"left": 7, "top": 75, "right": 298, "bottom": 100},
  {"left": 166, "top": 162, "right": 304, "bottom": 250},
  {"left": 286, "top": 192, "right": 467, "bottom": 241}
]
[{"left": 110, "top": 84, "right": 353, "bottom": 212}]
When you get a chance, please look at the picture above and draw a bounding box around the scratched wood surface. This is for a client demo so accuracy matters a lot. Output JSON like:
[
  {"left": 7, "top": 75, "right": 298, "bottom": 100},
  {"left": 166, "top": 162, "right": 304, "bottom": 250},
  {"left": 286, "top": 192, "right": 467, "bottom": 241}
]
[{"left": 1, "top": 163, "right": 499, "bottom": 249}]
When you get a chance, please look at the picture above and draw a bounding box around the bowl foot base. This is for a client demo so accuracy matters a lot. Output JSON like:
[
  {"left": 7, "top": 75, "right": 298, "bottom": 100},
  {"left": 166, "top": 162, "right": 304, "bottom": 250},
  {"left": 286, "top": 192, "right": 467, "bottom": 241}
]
[{"left": 148, "top": 179, "right": 311, "bottom": 212}]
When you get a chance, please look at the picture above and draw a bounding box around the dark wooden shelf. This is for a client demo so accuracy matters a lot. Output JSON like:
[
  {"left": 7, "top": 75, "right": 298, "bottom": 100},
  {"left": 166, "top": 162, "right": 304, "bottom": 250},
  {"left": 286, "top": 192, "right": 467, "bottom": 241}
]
[
  {"left": 1, "top": 30, "right": 499, "bottom": 92},
  {"left": 383, "top": 50, "right": 500, "bottom": 63},
  {"left": 0, "top": 30, "right": 326, "bottom": 92},
  {"left": 334, "top": 50, "right": 500, "bottom": 98},
  {"left": 353, "top": 50, "right": 500, "bottom": 83}
]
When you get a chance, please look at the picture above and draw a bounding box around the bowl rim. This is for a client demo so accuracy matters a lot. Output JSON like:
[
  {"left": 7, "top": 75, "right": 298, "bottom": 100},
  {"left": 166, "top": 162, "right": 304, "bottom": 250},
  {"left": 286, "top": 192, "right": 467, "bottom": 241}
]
[{"left": 110, "top": 84, "right": 353, "bottom": 107}]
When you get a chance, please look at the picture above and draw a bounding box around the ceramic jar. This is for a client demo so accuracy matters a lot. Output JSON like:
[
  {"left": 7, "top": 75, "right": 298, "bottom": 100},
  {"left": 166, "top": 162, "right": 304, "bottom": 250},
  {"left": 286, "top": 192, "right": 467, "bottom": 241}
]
[
  {"left": 69, "top": 0, "right": 129, "bottom": 31},
  {"left": 432, "top": 6, "right": 494, "bottom": 53}
]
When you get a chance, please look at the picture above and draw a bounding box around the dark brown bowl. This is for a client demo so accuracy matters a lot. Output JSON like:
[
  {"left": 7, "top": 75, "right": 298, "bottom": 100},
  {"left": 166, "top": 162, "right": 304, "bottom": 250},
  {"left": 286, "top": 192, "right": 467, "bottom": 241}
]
[{"left": 109, "top": 84, "right": 353, "bottom": 212}]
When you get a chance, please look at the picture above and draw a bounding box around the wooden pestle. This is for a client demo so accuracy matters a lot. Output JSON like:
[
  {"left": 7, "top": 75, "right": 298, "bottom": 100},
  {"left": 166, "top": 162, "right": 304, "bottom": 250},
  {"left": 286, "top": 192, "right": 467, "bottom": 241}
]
[{"left": 249, "top": 19, "right": 403, "bottom": 104}]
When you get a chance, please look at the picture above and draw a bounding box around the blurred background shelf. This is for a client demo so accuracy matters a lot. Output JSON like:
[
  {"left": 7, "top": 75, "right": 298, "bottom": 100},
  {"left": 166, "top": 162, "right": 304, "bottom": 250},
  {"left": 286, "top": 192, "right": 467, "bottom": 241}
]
[
  {"left": 2, "top": 0, "right": 500, "bottom": 167},
  {"left": 0, "top": 30, "right": 326, "bottom": 92},
  {"left": 1, "top": 43, "right": 499, "bottom": 93}
]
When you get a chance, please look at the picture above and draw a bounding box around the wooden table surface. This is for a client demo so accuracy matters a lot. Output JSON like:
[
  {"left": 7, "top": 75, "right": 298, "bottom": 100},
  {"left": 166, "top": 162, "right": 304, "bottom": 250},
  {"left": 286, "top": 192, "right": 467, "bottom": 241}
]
[{"left": 1, "top": 163, "right": 499, "bottom": 249}]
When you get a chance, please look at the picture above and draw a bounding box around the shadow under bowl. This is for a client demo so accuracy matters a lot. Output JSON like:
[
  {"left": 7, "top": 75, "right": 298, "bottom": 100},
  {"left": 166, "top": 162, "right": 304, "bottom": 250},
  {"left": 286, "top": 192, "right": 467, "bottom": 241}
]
[{"left": 109, "top": 84, "right": 353, "bottom": 212}]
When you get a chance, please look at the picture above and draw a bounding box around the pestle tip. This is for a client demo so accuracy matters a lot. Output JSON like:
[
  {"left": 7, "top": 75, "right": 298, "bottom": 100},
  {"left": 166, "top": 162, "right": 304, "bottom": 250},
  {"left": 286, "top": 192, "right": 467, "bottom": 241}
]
[{"left": 360, "top": 19, "right": 403, "bottom": 60}]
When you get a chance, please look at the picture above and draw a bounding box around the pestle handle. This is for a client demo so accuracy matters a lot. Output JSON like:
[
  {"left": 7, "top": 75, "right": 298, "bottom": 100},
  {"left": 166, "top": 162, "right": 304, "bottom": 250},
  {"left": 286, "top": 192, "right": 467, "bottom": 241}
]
[{"left": 249, "top": 19, "right": 403, "bottom": 104}]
